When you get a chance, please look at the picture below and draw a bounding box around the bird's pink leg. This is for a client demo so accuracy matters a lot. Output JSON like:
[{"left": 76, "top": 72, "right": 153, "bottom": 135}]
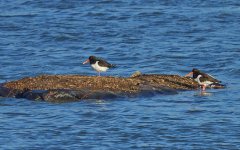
[{"left": 202, "top": 84, "right": 206, "bottom": 91}]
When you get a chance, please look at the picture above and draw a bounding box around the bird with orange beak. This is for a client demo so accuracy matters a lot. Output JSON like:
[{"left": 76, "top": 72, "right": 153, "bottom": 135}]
[
  {"left": 83, "top": 56, "right": 115, "bottom": 76},
  {"left": 185, "top": 68, "right": 221, "bottom": 90}
]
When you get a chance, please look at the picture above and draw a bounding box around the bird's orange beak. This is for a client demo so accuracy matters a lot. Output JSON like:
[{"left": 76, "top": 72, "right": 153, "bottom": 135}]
[
  {"left": 83, "top": 59, "right": 90, "bottom": 64},
  {"left": 185, "top": 71, "right": 193, "bottom": 77}
]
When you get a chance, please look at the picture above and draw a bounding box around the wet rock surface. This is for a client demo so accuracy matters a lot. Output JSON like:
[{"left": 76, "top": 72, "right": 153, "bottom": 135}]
[{"left": 0, "top": 74, "right": 199, "bottom": 102}]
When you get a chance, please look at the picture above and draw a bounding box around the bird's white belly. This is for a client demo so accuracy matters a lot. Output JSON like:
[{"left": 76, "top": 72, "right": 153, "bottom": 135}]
[
  {"left": 201, "top": 80, "right": 213, "bottom": 85},
  {"left": 91, "top": 61, "right": 108, "bottom": 72}
]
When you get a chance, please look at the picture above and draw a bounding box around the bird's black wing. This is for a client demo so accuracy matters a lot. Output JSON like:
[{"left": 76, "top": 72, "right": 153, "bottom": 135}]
[
  {"left": 202, "top": 73, "right": 221, "bottom": 83},
  {"left": 97, "top": 58, "right": 116, "bottom": 68}
]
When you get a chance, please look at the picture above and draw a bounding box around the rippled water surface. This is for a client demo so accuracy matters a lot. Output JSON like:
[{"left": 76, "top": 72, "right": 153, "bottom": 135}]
[{"left": 1, "top": 0, "right": 240, "bottom": 149}]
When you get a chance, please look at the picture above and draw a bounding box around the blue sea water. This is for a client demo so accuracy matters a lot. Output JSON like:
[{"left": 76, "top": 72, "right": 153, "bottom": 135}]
[{"left": 0, "top": 0, "right": 240, "bottom": 149}]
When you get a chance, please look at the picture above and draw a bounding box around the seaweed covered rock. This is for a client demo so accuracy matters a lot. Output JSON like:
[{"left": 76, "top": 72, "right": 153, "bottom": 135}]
[{"left": 0, "top": 74, "right": 198, "bottom": 102}]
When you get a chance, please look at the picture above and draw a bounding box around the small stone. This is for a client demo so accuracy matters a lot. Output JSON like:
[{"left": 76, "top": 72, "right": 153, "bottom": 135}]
[{"left": 131, "top": 71, "right": 142, "bottom": 77}]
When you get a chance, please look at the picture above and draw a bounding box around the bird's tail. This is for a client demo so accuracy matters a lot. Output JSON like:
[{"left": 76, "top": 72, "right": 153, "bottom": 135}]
[
  {"left": 210, "top": 83, "right": 225, "bottom": 89},
  {"left": 110, "top": 64, "right": 117, "bottom": 68}
]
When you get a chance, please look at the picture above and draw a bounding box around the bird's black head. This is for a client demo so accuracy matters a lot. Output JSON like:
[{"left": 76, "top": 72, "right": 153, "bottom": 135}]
[
  {"left": 192, "top": 68, "right": 201, "bottom": 78},
  {"left": 88, "top": 56, "right": 97, "bottom": 64},
  {"left": 83, "top": 55, "right": 98, "bottom": 65}
]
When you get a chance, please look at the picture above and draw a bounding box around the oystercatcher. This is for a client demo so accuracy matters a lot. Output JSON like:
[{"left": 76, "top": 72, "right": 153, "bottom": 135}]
[
  {"left": 185, "top": 68, "right": 222, "bottom": 90},
  {"left": 83, "top": 56, "right": 116, "bottom": 76}
]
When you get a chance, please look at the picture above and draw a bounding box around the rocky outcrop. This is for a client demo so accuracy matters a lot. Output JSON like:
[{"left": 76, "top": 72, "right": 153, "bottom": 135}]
[{"left": 0, "top": 73, "right": 199, "bottom": 102}]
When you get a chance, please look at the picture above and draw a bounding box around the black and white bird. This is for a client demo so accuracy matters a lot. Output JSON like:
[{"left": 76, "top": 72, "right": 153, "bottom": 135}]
[
  {"left": 83, "top": 56, "right": 116, "bottom": 76},
  {"left": 185, "top": 68, "right": 222, "bottom": 90}
]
